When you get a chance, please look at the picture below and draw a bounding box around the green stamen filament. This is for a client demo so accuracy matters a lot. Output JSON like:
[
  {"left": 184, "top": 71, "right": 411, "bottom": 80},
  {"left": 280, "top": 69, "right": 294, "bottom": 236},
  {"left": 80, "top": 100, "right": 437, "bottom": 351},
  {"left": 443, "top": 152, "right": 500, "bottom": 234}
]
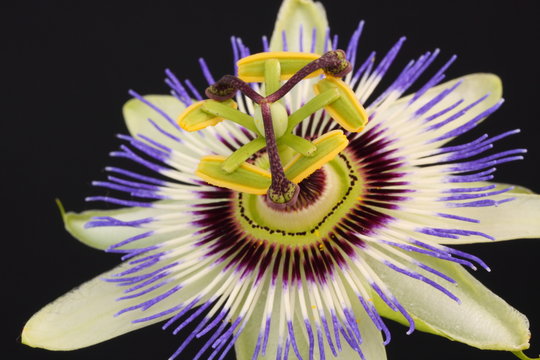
[
  {"left": 286, "top": 88, "right": 340, "bottom": 132},
  {"left": 278, "top": 134, "right": 316, "bottom": 157},
  {"left": 201, "top": 100, "right": 260, "bottom": 134},
  {"left": 221, "top": 138, "right": 267, "bottom": 174}
]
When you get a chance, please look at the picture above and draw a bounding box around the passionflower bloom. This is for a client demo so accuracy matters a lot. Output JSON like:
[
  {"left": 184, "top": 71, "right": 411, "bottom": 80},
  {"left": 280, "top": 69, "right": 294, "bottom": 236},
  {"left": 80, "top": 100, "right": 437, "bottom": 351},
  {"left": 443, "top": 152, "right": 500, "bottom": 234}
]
[{"left": 22, "top": 0, "right": 540, "bottom": 359}]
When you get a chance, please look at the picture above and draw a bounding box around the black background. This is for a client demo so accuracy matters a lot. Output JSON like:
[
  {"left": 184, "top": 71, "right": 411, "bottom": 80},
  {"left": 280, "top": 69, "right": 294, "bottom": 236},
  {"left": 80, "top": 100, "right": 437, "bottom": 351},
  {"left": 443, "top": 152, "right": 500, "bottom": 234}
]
[{"left": 5, "top": 0, "right": 540, "bottom": 359}]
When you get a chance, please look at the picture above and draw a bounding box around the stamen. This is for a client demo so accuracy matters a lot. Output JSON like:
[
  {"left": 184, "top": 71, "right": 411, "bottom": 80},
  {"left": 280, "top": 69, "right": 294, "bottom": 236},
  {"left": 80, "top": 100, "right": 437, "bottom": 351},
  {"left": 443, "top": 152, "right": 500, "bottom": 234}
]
[{"left": 183, "top": 50, "right": 363, "bottom": 207}]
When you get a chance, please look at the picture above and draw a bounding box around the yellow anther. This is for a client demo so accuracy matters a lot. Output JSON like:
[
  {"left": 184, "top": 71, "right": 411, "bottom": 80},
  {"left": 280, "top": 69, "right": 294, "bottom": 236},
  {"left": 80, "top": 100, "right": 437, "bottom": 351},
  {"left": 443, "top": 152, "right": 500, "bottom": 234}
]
[
  {"left": 177, "top": 99, "right": 237, "bottom": 132},
  {"left": 237, "top": 52, "right": 322, "bottom": 83},
  {"left": 196, "top": 155, "right": 271, "bottom": 195},
  {"left": 284, "top": 130, "right": 349, "bottom": 184},
  {"left": 313, "top": 77, "right": 368, "bottom": 132}
]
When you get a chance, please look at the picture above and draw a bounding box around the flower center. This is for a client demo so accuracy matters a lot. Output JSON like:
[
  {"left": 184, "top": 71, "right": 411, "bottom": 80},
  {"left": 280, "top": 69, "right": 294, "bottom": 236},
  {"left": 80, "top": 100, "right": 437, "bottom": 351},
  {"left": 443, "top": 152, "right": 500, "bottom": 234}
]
[
  {"left": 234, "top": 152, "right": 363, "bottom": 246},
  {"left": 177, "top": 50, "right": 368, "bottom": 209}
]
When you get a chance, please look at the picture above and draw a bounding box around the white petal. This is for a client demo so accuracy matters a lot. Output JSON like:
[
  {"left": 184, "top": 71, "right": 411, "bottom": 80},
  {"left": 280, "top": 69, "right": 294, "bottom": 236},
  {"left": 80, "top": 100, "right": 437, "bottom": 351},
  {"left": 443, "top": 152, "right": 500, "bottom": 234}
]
[
  {"left": 60, "top": 200, "right": 173, "bottom": 250},
  {"left": 269, "top": 0, "right": 328, "bottom": 53},
  {"left": 397, "top": 184, "right": 540, "bottom": 244},
  {"left": 123, "top": 94, "right": 185, "bottom": 150},
  {"left": 374, "top": 73, "right": 503, "bottom": 151},
  {"left": 366, "top": 251, "right": 530, "bottom": 351},
  {"left": 235, "top": 285, "right": 387, "bottom": 360},
  {"left": 22, "top": 263, "right": 207, "bottom": 350}
]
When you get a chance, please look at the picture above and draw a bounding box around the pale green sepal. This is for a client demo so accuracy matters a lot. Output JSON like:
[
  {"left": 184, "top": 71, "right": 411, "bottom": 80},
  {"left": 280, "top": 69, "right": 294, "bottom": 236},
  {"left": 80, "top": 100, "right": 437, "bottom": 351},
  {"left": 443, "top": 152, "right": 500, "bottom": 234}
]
[
  {"left": 367, "top": 251, "right": 531, "bottom": 351},
  {"left": 513, "top": 351, "right": 540, "bottom": 360},
  {"left": 59, "top": 199, "right": 174, "bottom": 250},
  {"left": 22, "top": 263, "right": 214, "bottom": 350},
  {"left": 123, "top": 95, "right": 185, "bottom": 151},
  {"left": 407, "top": 183, "right": 540, "bottom": 245},
  {"left": 269, "top": 0, "right": 329, "bottom": 54},
  {"left": 395, "top": 73, "right": 502, "bottom": 146},
  {"left": 235, "top": 285, "right": 387, "bottom": 360},
  {"left": 444, "top": 184, "right": 540, "bottom": 243}
]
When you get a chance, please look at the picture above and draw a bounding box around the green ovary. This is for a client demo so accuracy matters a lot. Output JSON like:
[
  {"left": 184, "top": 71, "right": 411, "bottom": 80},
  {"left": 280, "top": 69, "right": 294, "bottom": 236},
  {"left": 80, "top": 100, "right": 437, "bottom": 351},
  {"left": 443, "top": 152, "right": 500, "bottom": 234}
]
[
  {"left": 253, "top": 102, "right": 289, "bottom": 138},
  {"left": 234, "top": 152, "right": 363, "bottom": 246}
]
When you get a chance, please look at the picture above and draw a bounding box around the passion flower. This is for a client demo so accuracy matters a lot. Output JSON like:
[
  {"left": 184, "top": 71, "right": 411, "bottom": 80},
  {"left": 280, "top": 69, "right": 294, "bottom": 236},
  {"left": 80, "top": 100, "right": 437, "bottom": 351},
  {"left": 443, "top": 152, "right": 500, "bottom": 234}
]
[{"left": 22, "top": 0, "right": 539, "bottom": 359}]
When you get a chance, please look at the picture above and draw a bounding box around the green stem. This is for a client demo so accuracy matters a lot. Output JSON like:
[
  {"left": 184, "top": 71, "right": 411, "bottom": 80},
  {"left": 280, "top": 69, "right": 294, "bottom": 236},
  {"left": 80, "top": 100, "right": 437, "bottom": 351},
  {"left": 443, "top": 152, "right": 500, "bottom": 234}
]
[{"left": 513, "top": 351, "right": 540, "bottom": 360}]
